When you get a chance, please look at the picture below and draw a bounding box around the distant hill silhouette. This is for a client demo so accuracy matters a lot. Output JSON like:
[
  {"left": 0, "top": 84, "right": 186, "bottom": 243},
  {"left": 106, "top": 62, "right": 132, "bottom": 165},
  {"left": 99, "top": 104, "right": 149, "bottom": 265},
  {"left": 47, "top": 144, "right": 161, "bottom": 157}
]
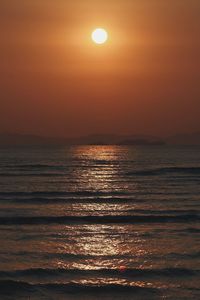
[
  {"left": 0, "top": 133, "right": 165, "bottom": 146},
  {"left": 0, "top": 132, "right": 200, "bottom": 146},
  {"left": 118, "top": 139, "right": 165, "bottom": 146}
]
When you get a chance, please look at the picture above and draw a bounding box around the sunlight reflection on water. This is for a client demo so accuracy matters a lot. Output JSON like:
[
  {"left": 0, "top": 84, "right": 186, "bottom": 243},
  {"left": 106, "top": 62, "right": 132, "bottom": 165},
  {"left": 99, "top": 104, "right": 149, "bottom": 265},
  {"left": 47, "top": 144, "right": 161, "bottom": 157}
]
[{"left": 0, "top": 146, "right": 200, "bottom": 299}]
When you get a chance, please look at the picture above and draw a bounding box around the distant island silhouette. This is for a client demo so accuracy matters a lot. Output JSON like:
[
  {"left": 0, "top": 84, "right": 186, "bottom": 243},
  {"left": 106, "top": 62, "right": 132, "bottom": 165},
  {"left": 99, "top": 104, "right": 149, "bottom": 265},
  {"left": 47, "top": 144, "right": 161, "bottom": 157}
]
[
  {"left": 118, "top": 139, "right": 165, "bottom": 146},
  {"left": 0, "top": 133, "right": 200, "bottom": 146}
]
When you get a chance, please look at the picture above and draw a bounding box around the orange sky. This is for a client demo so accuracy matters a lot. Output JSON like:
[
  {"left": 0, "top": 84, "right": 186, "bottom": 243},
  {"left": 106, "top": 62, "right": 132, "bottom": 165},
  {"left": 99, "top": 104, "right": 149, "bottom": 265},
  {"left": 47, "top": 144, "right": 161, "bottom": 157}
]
[{"left": 0, "top": 0, "right": 200, "bottom": 137}]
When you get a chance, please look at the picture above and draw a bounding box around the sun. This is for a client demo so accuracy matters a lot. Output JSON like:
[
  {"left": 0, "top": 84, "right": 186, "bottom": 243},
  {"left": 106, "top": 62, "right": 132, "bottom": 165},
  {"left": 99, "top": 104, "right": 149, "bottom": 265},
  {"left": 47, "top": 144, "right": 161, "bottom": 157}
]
[{"left": 91, "top": 28, "right": 108, "bottom": 45}]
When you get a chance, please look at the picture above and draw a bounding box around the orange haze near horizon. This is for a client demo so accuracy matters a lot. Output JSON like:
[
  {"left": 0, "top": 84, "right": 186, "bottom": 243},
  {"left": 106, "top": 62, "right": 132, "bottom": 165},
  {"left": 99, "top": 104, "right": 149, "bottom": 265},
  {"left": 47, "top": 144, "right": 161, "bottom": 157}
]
[{"left": 0, "top": 0, "right": 200, "bottom": 137}]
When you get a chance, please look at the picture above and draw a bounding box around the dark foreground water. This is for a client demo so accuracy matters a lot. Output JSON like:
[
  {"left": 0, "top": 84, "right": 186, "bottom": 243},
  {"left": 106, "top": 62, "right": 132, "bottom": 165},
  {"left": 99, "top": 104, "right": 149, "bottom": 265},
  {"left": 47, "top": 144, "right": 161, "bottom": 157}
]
[{"left": 0, "top": 145, "right": 199, "bottom": 300}]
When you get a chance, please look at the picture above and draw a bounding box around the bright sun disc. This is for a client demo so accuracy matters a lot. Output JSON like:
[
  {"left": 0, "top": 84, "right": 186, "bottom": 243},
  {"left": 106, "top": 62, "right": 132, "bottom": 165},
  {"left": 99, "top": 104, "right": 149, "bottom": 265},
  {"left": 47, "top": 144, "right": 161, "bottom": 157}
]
[{"left": 92, "top": 28, "right": 108, "bottom": 44}]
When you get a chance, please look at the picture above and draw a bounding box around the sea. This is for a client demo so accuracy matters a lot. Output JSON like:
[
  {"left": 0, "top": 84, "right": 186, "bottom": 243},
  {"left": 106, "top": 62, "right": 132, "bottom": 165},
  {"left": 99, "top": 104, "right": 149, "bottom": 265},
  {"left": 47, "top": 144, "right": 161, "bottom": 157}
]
[{"left": 0, "top": 145, "right": 199, "bottom": 299}]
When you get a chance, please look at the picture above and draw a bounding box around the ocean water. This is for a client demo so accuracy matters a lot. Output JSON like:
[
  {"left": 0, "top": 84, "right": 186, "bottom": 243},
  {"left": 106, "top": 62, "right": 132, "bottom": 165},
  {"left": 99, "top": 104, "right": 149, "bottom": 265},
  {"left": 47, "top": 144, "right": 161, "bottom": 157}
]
[{"left": 0, "top": 145, "right": 199, "bottom": 300}]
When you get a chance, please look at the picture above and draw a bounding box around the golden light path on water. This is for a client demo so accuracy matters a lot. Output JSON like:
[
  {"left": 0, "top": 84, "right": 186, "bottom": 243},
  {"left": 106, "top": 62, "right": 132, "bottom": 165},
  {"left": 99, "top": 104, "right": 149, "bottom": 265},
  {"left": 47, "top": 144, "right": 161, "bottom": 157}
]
[
  {"left": 53, "top": 146, "right": 153, "bottom": 288},
  {"left": 70, "top": 146, "right": 134, "bottom": 191}
]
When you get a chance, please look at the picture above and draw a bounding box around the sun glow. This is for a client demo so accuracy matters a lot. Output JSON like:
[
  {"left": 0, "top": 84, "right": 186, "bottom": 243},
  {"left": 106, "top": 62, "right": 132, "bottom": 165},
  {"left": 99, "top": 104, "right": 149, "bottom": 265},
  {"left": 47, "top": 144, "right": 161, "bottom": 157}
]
[{"left": 92, "top": 28, "right": 108, "bottom": 44}]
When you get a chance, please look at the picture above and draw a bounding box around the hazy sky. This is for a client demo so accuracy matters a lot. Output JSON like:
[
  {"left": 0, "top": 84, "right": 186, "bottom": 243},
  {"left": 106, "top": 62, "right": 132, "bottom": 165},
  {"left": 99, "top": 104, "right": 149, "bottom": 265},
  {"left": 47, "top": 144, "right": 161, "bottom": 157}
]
[{"left": 0, "top": 0, "right": 200, "bottom": 137}]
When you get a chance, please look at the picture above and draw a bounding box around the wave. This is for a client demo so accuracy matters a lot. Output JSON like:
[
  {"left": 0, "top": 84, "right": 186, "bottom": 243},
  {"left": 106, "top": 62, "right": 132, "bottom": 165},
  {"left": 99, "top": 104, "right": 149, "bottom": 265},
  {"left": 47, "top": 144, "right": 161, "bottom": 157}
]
[
  {"left": 0, "top": 280, "right": 159, "bottom": 296},
  {"left": 0, "top": 191, "right": 133, "bottom": 197},
  {"left": 0, "top": 173, "right": 67, "bottom": 177},
  {"left": 1, "top": 196, "right": 199, "bottom": 206},
  {"left": 0, "top": 196, "right": 140, "bottom": 204},
  {"left": 167, "top": 227, "right": 200, "bottom": 234},
  {"left": 0, "top": 214, "right": 199, "bottom": 225},
  {"left": 8, "top": 250, "right": 200, "bottom": 260},
  {"left": 166, "top": 252, "right": 200, "bottom": 259},
  {"left": 1, "top": 161, "right": 120, "bottom": 170},
  {"left": 0, "top": 197, "right": 148, "bottom": 204},
  {"left": 127, "top": 166, "right": 200, "bottom": 176},
  {"left": 0, "top": 190, "right": 198, "bottom": 200},
  {"left": 2, "top": 165, "right": 200, "bottom": 178},
  {"left": 0, "top": 267, "right": 198, "bottom": 279},
  {"left": 4, "top": 164, "right": 64, "bottom": 169}
]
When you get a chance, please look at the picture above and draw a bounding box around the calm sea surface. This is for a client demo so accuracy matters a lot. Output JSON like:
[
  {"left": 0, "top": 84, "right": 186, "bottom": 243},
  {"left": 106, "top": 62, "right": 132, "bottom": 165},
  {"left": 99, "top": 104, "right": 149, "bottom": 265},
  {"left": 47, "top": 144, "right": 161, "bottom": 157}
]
[{"left": 0, "top": 146, "right": 199, "bottom": 299}]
